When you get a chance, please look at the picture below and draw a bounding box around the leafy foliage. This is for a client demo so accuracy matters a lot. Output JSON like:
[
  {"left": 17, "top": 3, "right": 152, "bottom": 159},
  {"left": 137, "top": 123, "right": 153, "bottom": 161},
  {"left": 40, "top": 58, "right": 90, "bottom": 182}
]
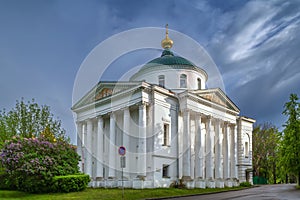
[
  {"left": 0, "top": 98, "right": 68, "bottom": 148},
  {"left": 0, "top": 136, "right": 80, "bottom": 193},
  {"left": 252, "top": 123, "right": 280, "bottom": 183},
  {"left": 239, "top": 181, "right": 252, "bottom": 187},
  {"left": 51, "top": 174, "right": 90, "bottom": 193},
  {"left": 280, "top": 93, "right": 300, "bottom": 185}
]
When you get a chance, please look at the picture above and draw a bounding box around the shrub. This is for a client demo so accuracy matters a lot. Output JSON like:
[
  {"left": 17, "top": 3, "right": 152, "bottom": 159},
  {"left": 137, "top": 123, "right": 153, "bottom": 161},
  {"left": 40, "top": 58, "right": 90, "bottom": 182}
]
[
  {"left": 240, "top": 181, "right": 252, "bottom": 187},
  {"left": 51, "top": 174, "right": 90, "bottom": 193},
  {"left": 0, "top": 136, "right": 80, "bottom": 193}
]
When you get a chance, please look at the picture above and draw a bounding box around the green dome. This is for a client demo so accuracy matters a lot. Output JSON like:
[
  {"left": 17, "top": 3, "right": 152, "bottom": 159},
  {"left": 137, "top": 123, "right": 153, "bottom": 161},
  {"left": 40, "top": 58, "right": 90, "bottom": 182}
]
[
  {"left": 147, "top": 49, "right": 197, "bottom": 67},
  {"left": 130, "top": 49, "right": 208, "bottom": 81}
]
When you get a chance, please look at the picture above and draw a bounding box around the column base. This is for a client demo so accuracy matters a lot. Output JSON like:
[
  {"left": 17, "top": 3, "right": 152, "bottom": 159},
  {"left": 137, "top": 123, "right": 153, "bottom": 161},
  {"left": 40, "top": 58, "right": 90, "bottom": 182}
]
[
  {"left": 181, "top": 176, "right": 194, "bottom": 189},
  {"left": 195, "top": 179, "right": 206, "bottom": 188},
  {"left": 118, "top": 180, "right": 132, "bottom": 188},
  {"left": 215, "top": 179, "right": 225, "bottom": 188},
  {"left": 132, "top": 179, "right": 153, "bottom": 189},
  {"left": 232, "top": 178, "right": 239, "bottom": 187},
  {"left": 105, "top": 180, "right": 118, "bottom": 188},
  {"left": 206, "top": 179, "right": 216, "bottom": 188},
  {"left": 225, "top": 178, "right": 233, "bottom": 187}
]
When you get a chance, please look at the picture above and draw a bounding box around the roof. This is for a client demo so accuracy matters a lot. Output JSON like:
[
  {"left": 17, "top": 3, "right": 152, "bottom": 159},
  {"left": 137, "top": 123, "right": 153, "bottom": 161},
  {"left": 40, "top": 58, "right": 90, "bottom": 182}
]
[{"left": 130, "top": 49, "right": 208, "bottom": 80}]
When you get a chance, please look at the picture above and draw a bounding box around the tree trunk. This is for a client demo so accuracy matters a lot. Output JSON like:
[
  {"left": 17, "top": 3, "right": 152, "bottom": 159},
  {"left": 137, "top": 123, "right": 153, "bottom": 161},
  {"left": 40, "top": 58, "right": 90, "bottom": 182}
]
[
  {"left": 273, "top": 163, "right": 276, "bottom": 184},
  {"left": 298, "top": 171, "right": 300, "bottom": 186}
]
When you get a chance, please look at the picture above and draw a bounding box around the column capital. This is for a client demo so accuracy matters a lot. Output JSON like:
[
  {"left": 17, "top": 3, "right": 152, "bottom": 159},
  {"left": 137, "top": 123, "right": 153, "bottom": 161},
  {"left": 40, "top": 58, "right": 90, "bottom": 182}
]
[
  {"left": 182, "top": 108, "right": 191, "bottom": 113},
  {"left": 76, "top": 121, "right": 83, "bottom": 125},
  {"left": 96, "top": 115, "right": 103, "bottom": 120},
  {"left": 214, "top": 118, "right": 222, "bottom": 124},
  {"left": 206, "top": 115, "right": 213, "bottom": 120},
  {"left": 139, "top": 102, "right": 147, "bottom": 109},
  {"left": 86, "top": 118, "right": 94, "bottom": 124}
]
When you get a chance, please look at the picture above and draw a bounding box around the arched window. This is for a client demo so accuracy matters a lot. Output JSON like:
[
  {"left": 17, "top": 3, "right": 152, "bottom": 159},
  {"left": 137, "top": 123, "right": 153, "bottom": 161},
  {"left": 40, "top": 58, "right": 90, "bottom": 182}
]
[
  {"left": 197, "top": 78, "right": 201, "bottom": 89},
  {"left": 180, "top": 74, "right": 187, "bottom": 88},
  {"left": 158, "top": 75, "right": 165, "bottom": 87}
]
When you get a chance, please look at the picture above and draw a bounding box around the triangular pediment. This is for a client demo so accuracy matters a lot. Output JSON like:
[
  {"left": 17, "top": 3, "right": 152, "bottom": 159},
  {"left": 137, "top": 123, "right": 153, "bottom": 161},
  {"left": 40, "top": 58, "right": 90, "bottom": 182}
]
[
  {"left": 72, "top": 81, "right": 143, "bottom": 111},
  {"left": 190, "top": 88, "right": 240, "bottom": 112}
]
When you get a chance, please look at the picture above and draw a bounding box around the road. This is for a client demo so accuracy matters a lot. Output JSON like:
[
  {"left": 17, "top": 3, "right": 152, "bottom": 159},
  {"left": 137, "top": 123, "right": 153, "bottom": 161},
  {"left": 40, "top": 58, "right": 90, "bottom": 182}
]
[{"left": 166, "top": 184, "right": 300, "bottom": 200}]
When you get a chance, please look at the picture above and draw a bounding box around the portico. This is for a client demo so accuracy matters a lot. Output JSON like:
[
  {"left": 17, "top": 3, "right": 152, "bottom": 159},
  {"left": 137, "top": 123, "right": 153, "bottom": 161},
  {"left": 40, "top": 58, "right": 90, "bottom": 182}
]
[{"left": 72, "top": 27, "right": 255, "bottom": 188}]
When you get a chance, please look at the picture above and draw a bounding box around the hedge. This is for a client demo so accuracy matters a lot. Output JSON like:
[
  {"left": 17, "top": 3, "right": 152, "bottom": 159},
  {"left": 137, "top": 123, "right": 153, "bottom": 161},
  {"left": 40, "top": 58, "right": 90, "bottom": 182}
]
[{"left": 50, "top": 174, "right": 90, "bottom": 193}]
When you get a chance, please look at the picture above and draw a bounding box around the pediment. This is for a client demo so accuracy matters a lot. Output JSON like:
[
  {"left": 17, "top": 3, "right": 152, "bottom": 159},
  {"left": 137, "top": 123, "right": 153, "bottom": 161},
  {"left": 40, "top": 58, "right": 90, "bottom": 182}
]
[
  {"left": 191, "top": 88, "right": 240, "bottom": 112},
  {"left": 72, "top": 81, "right": 143, "bottom": 111}
]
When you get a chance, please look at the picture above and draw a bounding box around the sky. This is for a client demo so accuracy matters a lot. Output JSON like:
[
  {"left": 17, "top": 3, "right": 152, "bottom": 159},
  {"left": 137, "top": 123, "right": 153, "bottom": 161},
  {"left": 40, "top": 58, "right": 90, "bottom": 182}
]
[{"left": 0, "top": 0, "right": 299, "bottom": 144}]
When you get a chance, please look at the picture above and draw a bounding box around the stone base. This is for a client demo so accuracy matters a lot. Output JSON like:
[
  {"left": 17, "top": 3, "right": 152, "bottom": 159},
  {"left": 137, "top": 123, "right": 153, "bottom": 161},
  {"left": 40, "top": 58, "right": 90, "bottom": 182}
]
[
  {"left": 144, "top": 181, "right": 153, "bottom": 188},
  {"left": 225, "top": 179, "right": 233, "bottom": 187},
  {"left": 118, "top": 180, "right": 132, "bottom": 188},
  {"left": 195, "top": 179, "right": 206, "bottom": 188},
  {"left": 105, "top": 180, "right": 118, "bottom": 188},
  {"left": 215, "top": 179, "right": 225, "bottom": 188},
  {"left": 206, "top": 180, "right": 216, "bottom": 188},
  {"left": 132, "top": 180, "right": 144, "bottom": 189},
  {"left": 232, "top": 179, "right": 239, "bottom": 187},
  {"left": 185, "top": 181, "right": 195, "bottom": 189}
]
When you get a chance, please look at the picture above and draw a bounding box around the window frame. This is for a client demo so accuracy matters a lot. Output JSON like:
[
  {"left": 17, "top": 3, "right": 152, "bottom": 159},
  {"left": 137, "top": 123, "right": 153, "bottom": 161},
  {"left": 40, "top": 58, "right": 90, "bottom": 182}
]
[
  {"left": 163, "top": 123, "right": 170, "bottom": 146},
  {"left": 162, "top": 164, "right": 170, "bottom": 178},
  {"left": 180, "top": 74, "right": 187, "bottom": 88},
  {"left": 158, "top": 75, "right": 165, "bottom": 87}
]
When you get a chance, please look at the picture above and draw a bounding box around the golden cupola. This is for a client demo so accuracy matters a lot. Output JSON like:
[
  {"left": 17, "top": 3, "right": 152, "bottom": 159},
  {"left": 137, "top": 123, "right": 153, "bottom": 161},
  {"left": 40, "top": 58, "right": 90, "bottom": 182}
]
[{"left": 161, "top": 24, "right": 173, "bottom": 49}]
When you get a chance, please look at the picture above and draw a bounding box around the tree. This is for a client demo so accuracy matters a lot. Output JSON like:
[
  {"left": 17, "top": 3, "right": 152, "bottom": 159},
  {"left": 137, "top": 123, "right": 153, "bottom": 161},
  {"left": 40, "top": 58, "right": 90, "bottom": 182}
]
[
  {"left": 252, "top": 123, "right": 280, "bottom": 184},
  {"left": 280, "top": 93, "right": 300, "bottom": 186},
  {"left": 0, "top": 136, "right": 80, "bottom": 193},
  {"left": 0, "top": 98, "right": 68, "bottom": 148}
]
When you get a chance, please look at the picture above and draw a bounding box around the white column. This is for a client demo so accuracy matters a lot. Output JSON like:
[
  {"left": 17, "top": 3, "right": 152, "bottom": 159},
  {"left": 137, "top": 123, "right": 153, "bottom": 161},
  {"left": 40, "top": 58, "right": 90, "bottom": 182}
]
[
  {"left": 205, "top": 115, "right": 213, "bottom": 179},
  {"left": 195, "top": 114, "right": 203, "bottom": 179},
  {"left": 76, "top": 122, "right": 83, "bottom": 172},
  {"left": 182, "top": 109, "right": 191, "bottom": 178},
  {"left": 215, "top": 119, "right": 221, "bottom": 179},
  {"left": 96, "top": 116, "right": 103, "bottom": 179},
  {"left": 85, "top": 119, "right": 93, "bottom": 177},
  {"left": 108, "top": 113, "right": 116, "bottom": 178},
  {"left": 123, "top": 108, "right": 130, "bottom": 178},
  {"left": 138, "top": 104, "right": 146, "bottom": 176},
  {"left": 223, "top": 122, "right": 229, "bottom": 179},
  {"left": 230, "top": 124, "right": 237, "bottom": 179}
]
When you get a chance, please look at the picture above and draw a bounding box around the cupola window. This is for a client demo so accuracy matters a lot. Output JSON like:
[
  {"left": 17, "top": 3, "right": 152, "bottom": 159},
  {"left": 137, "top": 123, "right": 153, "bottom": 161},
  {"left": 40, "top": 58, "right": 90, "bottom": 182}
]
[
  {"left": 197, "top": 78, "right": 201, "bottom": 89},
  {"left": 180, "top": 74, "right": 187, "bottom": 88},
  {"left": 158, "top": 75, "right": 165, "bottom": 87}
]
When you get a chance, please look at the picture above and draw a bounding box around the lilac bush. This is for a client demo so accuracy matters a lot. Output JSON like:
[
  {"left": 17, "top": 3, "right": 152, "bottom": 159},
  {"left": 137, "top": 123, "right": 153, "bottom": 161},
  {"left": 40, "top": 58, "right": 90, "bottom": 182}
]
[{"left": 0, "top": 135, "right": 80, "bottom": 193}]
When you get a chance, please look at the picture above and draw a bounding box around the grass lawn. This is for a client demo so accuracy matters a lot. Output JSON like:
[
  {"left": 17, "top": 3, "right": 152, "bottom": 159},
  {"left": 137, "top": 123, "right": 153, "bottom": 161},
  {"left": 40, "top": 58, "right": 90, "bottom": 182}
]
[{"left": 0, "top": 187, "right": 249, "bottom": 200}]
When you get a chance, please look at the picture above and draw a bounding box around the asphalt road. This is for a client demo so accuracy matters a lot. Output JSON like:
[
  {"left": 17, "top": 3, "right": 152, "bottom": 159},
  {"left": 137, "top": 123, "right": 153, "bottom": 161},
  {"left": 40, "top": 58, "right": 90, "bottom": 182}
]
[{"left": 167, "top": 184, "right": 300, "bottom": 200}]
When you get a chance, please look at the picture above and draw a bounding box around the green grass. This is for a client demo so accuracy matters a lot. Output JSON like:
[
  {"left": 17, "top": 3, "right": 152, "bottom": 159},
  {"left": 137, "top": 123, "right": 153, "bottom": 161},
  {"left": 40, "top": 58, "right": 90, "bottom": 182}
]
[{"left": 0, "top": 187, "right": 249, "bottom": 200}]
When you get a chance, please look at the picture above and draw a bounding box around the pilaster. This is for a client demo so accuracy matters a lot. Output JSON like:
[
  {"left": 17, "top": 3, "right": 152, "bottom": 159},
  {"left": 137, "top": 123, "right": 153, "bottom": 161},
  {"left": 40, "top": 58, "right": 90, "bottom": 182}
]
[
  {"left": 108, "top": 113, "right": 116, "bottom": 178},
  {"left": 182, "top": 109, "right": 191, "bottom": 180},
  {"left": 96, "top": 116, "right": 104, "bottom": 179},
  {"left": 138, "top": 103, "right": 146, "bottom": 177}
]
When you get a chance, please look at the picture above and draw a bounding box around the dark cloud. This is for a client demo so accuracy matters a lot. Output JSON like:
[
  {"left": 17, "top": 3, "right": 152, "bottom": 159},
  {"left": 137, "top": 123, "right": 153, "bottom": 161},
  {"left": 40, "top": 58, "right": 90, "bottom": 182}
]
[{"left": 0, "top": 0, "right": 299, "bottom": 143}]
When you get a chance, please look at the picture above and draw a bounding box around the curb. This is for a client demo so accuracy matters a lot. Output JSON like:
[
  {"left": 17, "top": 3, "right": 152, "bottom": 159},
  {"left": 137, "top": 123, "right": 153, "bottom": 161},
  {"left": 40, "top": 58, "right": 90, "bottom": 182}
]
[{"left": 145, "top": 186, "right": 256, "bottom": 200}]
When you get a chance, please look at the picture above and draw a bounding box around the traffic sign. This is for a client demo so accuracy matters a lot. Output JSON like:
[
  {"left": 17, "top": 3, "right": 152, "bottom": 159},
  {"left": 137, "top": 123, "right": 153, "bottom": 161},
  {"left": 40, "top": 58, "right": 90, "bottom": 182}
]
[{"left": 118, "top": 146, "right": 126, "bottom": 156}]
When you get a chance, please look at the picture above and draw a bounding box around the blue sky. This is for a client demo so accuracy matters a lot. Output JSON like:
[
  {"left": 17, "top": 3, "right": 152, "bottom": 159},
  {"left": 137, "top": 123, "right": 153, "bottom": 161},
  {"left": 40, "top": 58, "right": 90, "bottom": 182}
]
[{"left": 1, "top": 0, "right": 299, "bottom": 143}]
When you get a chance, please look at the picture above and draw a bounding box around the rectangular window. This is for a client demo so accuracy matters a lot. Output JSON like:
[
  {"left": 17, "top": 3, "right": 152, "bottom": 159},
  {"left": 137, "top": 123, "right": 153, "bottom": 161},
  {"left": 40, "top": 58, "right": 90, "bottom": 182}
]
[
  {"left": 158, "top": 75, "right": 165, "bottom": 87},
  {"left": 180, "top": 74, "right": 187, "bottom": 88},
  {"left": 163, "top": 123, "right": 170, "bottom": 146},
  {"left": 245, "top": 142, "right": 249, "bottom": 158},
  {"left": 162, "top": 164, "right": 169, "bottom": 178}
]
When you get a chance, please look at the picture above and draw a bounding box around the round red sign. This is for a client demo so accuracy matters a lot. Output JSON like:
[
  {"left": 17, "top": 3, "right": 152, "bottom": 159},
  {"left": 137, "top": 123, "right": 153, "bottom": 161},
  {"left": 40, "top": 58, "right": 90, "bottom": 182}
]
[{"left": 118, "top": 146, "right": 126, "bottom": 156}]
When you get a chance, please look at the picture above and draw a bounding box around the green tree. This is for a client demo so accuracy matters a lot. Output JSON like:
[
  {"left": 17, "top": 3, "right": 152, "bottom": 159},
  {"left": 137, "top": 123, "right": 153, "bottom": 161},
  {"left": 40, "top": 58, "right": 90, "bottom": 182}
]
[
  {"left": 0, "top": 136, "right": 80, "bottom": 193},
  {"left": 280, "top": 93, "right": 300, "bottom": 186},
  {"left": 253, "top": 123, "right": 280, "bottom": 184},
  {"left": 0, "top": 98, "right": 68, "bottom": 148}
]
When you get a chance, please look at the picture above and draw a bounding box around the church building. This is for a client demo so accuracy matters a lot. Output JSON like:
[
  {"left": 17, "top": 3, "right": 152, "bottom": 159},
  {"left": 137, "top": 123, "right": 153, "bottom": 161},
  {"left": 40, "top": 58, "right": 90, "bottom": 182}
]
[{"left": 72, "top": 26, "right": 255, "bottom": 189}]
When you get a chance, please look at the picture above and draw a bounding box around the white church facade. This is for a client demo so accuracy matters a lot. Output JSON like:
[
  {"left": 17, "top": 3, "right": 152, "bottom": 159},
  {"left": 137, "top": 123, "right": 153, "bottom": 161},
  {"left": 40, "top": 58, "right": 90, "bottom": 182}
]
[{"left": 72, "top": 27, "right": 255, "bottom": 189}]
